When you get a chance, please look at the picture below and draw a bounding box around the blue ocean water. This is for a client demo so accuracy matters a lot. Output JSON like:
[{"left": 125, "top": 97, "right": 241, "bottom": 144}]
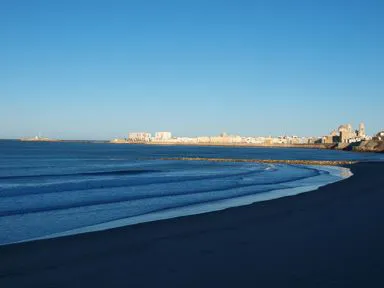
[{"left": 0, "top": 141, "right": 382, "bottom": 245}]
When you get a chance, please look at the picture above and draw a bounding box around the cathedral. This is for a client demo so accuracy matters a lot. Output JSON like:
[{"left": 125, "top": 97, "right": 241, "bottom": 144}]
[{"left": 324, "top": 123, "right": 366, "bottom": 144}]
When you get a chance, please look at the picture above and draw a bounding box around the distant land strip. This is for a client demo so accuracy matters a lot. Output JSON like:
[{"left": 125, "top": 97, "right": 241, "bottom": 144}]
[
  {"left": 158, "top": 157, "right": 358, "bottom": 166},
  {"left": 135, "top": 141, "right": 384, "bottom": 153}
]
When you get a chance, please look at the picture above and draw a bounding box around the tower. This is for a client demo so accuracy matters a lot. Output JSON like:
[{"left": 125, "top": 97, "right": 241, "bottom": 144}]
[{"left": 358, "top": 122, "right": 365, "bottom": 137}]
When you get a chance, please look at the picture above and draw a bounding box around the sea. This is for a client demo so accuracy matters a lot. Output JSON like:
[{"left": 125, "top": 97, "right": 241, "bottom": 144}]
[{"left": 0, "top": 140, "right": 383, "bottom": 245}]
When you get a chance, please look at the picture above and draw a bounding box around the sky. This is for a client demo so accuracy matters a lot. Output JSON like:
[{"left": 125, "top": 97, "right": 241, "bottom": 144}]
[{"left": 1, "top": 0, "right": 383, "bottom": 140}]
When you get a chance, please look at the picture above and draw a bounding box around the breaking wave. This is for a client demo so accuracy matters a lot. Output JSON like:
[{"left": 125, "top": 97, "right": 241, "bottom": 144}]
[{"left": 0, "top": 141, "right": 363, "bottom": 245}]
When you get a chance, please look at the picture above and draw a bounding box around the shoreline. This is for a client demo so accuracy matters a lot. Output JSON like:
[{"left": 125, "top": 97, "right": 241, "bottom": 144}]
[
  {"left": 9, "top": 138, "right": 384, "bottom": 153},
  {"left": 6, "top": 164, "right": 349, "bottom": 246},
  {"left": 131, "top": 140, "right": 384, "bottom": 153},
  {"left": 1, "top": 161, "right": 384, "bottom": 287}
]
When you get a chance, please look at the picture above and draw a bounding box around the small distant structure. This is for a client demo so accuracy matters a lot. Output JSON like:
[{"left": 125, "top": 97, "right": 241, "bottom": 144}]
[
  {"left": 155, "top": 132, "right": 172, "bottom": 141},
  {"left": 128, "top": 132, "right": 151, "bottom": 142},
  {"left": 373, "top": 130, "right": 384, "bottom": 141},
  {"left": 20, "top": 135, "right": 58, "bottom": 142},
  {"left": 339, "top": 124, "right": 355, "bottom": 143},
  {"left": 110, "top": 138, "right": 127, "bottom": 143},
  {"left": 358, "top": 122, "right": 366, "bottom": 138}
]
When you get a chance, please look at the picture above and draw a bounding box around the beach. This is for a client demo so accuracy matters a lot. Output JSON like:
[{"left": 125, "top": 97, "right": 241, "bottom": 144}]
[{"left": 0, "top": 161, "right": 383, "bottom": 287}]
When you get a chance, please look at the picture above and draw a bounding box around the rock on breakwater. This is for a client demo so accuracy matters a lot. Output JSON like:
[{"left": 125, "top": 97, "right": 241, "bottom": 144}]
[{"left": 158, "top": 157, "right": 357, "bottom": 166}]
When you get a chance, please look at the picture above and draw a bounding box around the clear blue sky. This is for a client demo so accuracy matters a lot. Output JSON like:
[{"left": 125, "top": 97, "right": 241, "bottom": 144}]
[{"left": 1, "top": 0, "right": 383, "bottom": 140}]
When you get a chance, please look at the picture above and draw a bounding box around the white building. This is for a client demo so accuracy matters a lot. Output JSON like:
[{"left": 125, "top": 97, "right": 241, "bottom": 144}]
[
  {"left": 128, "top": 132, "right": 151, "bottom": 142},
  {"left": 197, "top": 136, "right": 210, "bottom": 143},
  {"left": 375, "top": 131, "right": 384, "bottom": 140},
  {"left": 175, "top": 137, "right": 197, "bottom": 143},
  {"left": 155, "top": 132, "right": 172, "bottom": 141}
]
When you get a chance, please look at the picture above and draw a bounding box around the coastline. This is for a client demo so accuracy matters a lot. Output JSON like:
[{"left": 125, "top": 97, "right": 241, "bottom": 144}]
[
  {"left": 7, "top": 138, "right": 384, "bottom": 153},
  {"left": 1, "top": 161, "right": 383, "bottom": 287},
  {"left": 12, "top": 164, "right": 348, "bottom": 244},
  {"left": 140, "top": 140, "right": 384, "bottom": 153}
]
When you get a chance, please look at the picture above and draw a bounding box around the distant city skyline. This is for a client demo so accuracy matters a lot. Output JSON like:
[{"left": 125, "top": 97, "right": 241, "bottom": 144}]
[
  {"left": 1, "top": 0, "right": 383, "bottom": 140},
  {"left": 113, "top": 122, "right": 372, "bottom": 145},
  {"left": 9, "top": 121, "right": 383, "bottom": 141}
]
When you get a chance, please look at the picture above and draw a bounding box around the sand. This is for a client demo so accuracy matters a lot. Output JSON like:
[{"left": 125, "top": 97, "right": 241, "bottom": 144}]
[{"left": 0, "top": 162, "right": 383, "bottom": 287}]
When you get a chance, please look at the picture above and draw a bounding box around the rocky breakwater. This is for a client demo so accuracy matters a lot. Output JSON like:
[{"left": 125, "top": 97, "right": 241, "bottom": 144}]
[
  {"left": 158, "top": 157, "right": 357, "bottom": 166},
  {"left": 349, "top": 140, "right": 384, "bottom": 153}
]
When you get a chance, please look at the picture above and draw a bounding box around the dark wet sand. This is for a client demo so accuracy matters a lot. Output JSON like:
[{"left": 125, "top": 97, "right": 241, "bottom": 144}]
[{"left": 1, "top": 162, "right": 383, "bottom": 287}]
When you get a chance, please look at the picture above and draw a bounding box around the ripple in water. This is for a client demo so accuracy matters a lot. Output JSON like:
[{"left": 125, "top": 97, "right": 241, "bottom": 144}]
[{"left": 0, "top": 141, "right": 367, "bottom": 245}]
